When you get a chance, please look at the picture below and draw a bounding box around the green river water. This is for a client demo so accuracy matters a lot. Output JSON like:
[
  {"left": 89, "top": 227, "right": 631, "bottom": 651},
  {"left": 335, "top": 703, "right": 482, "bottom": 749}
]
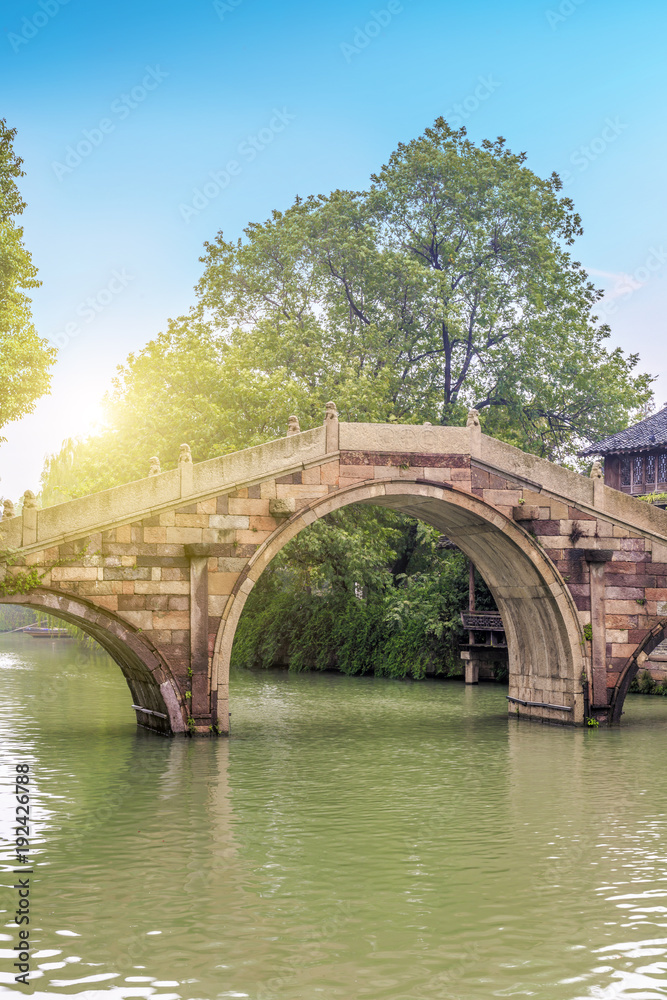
[{"left": 2, "top": 634, "right": 667, "bottom": 999}]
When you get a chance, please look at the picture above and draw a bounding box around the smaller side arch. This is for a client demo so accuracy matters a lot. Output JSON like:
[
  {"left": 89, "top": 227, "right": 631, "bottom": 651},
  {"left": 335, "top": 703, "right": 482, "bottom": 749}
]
[
  {"left": 1, "top": 588, "right": 187, "bottom": 735},
  {"left": 610, "top": 618, "right": 667, "bottom": 722}
]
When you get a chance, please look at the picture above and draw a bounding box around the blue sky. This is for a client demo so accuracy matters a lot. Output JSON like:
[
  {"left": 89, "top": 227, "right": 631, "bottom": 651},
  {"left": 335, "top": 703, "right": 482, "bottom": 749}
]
[{"left": 2, "top": 0, "right": 666, "bottom": 498}]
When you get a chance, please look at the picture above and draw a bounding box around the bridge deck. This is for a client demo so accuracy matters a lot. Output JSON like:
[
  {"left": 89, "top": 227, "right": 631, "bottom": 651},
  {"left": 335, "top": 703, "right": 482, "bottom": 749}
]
[{"left": 2, "top": 424, "right": 667, "bottom": 553}]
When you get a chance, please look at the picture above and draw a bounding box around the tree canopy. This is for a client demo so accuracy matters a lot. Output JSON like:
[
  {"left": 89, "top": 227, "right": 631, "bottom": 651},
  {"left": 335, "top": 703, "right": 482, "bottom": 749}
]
[
  {"left": 36, "top": 117, "right": 654, "bottom": 681},
  {"left": 232, "top": 509, "right": 491, "bottom": 680},
  {"left": 0, "top": 119, "right": 55, "bottom": 443},
  {"left": 40, "top": 119, "right": 651, "bottom": 504}
]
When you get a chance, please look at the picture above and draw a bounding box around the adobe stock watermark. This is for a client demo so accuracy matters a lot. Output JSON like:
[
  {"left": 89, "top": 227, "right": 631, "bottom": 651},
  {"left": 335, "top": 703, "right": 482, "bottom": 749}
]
[
  {"left": 444, "top": 75, "right": 501, "bottom": 129},
  {"left": 545, "top": 0, "right": 585, "bottom": 29},
  {"left": 7, "top": 0, "right": 71, "bottom": 54},
  {"left": 593, "top": 246, "right": 667, "bottom": 322},
  {"left": 213, "top": 0, "right": 244, "bottom": 19},
  {"left": 560, "top": 116, "right": 628, "bottom": 186},
  {"left": 51, "top": 66, "right": 168, "bottom": 181},
  {"left": 340, "top": 1, "right": 403, "bottom": 63},
  {"left": 179, "top": 108, "right": 296, "bottom": 224},
  {"left": 49, "top": 269, "right": 134, "bottom": 350}
]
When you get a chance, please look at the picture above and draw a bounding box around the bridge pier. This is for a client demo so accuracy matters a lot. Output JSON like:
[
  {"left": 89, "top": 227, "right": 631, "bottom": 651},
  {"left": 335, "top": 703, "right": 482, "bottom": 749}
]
[
  {"left": 461, "top": 648, "right": 505, "bottom": 684},
  {"left": 186, "top": 544, "right": 214, "bottom": 733},
  {"left": 584, "top": 549, "right": 613, "bottom": 721}
]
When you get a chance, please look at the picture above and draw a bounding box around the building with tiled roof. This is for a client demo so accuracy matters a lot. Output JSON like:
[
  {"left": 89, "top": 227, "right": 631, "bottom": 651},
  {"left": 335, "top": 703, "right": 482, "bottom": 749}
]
[{"left": 581, "top": 406, "right": 667, "bottom": 496}]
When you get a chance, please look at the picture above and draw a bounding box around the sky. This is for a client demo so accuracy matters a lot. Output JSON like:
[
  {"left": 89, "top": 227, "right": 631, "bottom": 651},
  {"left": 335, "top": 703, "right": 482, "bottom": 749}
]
[{"left": 1, "top": 0, "right": 666, "bottom": 500}]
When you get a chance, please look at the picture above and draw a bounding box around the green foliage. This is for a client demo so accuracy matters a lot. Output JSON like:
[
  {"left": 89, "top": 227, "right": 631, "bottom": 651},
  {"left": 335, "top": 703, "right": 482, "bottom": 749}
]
[
  {"left": 627, "top": 668, "right": 667, "bottom": 696},
  {"left": 0, "top": 544, "right": 89, "bottom": 598},
  {"left": 638, "top": 669, "right": 657, "bottom": 694},
  {"left": 232, "top": 581, "right": 470, "bottom": 680},
  {"left": 582, "top": 623, "right": 593, "bottom": 641},
  {"left": 40, "top": 119, "right": 651, "bottom": 503},
  {"left": 493, "top": 661, "right": 509, "bottom": 683},
  {"left": 0, "top": 119, "right": 56, "bottom": 443},
  {"left": 0, "top": 547, "right": 50, "bottom": 597},
  {"left": 586, "top": 717, "right": 600, "bottom": 727},
  {"left": 33, "top": 118, "right": 656, "bottom": 683},
  {"left": 0, "top": 604, "right": 40, "bottom": 630},
  {"left": 0, "top": 565, "right": 42, "bottom": 596},
  {"left": 232, "top": 510, "right": 496, "bottom": 680},
  {"left": 638, "top": 492, "right": 667, "bottom": 506}
]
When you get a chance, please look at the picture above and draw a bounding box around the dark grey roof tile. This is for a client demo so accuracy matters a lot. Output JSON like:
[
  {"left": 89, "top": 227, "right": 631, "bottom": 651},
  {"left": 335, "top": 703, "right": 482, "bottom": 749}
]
[{"left": 580, "top": 406, "right": 667, "bottom": 456}]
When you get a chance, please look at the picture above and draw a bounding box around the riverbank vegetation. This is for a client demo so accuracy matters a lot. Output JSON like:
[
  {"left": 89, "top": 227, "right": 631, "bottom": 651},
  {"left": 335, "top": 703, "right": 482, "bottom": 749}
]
[
  {"left": 32, "top": 120, "right": 654, "bottom": 679},
  {"left": 0, "top": 119, "right": 55, "bottom": 445},
  {"left": 232, "top": 508, "right": 496, "bottom": 679},
  {"left": 629, "top": 669, "right": 667, "bottom": 696}
]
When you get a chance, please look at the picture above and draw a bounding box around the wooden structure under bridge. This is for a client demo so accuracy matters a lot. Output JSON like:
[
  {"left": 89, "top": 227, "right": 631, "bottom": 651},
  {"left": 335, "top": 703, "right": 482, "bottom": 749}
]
[{"left": 459, "top": 559, "right": 509, "bottom": 684}]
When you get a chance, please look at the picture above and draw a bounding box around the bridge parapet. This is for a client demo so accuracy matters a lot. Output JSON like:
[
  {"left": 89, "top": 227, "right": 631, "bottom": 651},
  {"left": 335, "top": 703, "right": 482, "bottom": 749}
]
[
  {"left": 0, "top": 426, "right": 328, "bottom": 551},
  {"left": 3, "top": 424, "right": 667, "bottom": 553},
  {"left": 1, "top": 418, "right": 666, "bottom": 734},
  {"left": 478, "top": 435, "right": 667, "bottom": 544}
]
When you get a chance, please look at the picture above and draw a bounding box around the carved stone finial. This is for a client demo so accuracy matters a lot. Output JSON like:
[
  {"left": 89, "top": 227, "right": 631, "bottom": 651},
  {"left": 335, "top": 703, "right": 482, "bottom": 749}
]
[
  {"left": 287, "top": 415, "right": 300, "bottom": 436},
  {"left": 324, "top": 401, "right": 338, "bottom": 422},
  {"left": 22, "top": 490, "right": 39, "bottom": 510},
  {"left": 178, "top": 443, "right": 192, "bottom": 465},
  {"left": 2, "top": 498, "right": 15, "bottom": 520},
  {"left": 148, "top": 456, "right": 161, "bottom": 477},
  {"left": 590, "top": 459, "right": 603, "bottom": 480},
  {"left": 423, "top": 421, "right": 432, "bottom": 426},
  {"left": 466, "top": 408, "right": 480, "bottom": 429}
]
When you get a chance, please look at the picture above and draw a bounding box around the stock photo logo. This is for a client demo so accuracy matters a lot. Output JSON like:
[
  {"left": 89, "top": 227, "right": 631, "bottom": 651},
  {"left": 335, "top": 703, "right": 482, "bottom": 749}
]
[
  {"left": 179, "top": 108, "right": 296, "bottom": 223},
  {"left": 560, "top": 117, "right": 628, "bottom": 186},
  {"left": 593, "top": 246, "right": 667, "bottom": 321},
  {"left": 7, "top": 0, "right": 70, "bottom": 53},
  {"left": 545, "top": 0, "right": 586, "bottom": 29},
  {"left": 443, "top": 75, "right": 501, "bottom": 128},
  {"left": 51, "top": 66, "right": 169, "bottom": 181},
  {"left": 213, "top": 0, "right": 244, "bottom": 19},
  {"left": 49, "top": 270, "right": 134, "bottom": 350},
  {"left": 340, "top": 2, "right": 404, "bottom": 62}
]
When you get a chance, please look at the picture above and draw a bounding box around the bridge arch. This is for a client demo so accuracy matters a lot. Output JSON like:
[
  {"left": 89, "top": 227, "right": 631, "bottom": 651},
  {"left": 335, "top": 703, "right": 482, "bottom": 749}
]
[
  {"left": 1, "top": 590, "right": 186, "bottom": 735},
  {"left": 213, "top": 479, "right": 588, "bottom": 725},
  {"left": 611, "top": 618, "right": 667, "bottom": 722}
]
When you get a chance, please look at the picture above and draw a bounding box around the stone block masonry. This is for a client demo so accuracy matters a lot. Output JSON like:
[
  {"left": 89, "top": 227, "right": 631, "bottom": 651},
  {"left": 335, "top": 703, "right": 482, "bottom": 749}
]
[{"left": 1, "top": 409, "right": 666, "bottom": 734}]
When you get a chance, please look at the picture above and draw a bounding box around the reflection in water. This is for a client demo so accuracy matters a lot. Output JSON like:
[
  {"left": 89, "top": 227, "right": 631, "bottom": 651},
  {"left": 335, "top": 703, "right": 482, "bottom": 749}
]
[{"left": 1, "top": 635, "right": 667, "bottom": 997}]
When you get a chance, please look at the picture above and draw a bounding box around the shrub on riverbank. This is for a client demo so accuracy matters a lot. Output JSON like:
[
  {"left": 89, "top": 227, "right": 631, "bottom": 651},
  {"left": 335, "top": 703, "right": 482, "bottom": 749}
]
[
  {"left": 629, "top": 669, "right": 667, "bottom": 696},
  {"left": 232, "top": 508, "right": 496, "bottom": 680}
]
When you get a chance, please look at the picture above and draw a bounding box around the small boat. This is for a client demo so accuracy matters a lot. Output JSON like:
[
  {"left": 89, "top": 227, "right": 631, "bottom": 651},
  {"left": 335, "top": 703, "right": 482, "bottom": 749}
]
[{"left": 23, "top": 626, "right": 71, "bottom": 639}]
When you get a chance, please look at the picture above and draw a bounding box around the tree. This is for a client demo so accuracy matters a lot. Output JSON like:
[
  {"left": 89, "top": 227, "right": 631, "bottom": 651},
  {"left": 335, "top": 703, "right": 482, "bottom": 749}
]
[
  {"left": 0, "top": 119, "right": 55, "bottom": 442},
  {"left": 232, "top": 509, "right": 498, "bottom": 679},
  {"left": 40, "top": 118, "right": 651, "bottom": 503},
  {"left": 37, "top": 117, "right": 653, "bottom": 679},
  {"left": 194, "top": 120, "right": 651, "bottom": 460},
  {"left": 40, "top": 317, "right": 311, "bottom": 504}
]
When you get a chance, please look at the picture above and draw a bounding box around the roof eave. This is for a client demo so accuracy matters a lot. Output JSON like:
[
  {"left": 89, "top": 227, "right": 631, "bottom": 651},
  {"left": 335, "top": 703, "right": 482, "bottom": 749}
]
[{"left": 579, "top": 441, "right": 667, "bottom": 457}]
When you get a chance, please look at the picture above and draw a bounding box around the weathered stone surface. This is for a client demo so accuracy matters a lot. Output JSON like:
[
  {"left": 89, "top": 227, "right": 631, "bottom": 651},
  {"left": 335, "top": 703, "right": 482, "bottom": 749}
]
[
  {"left": 103, "top": 567, "right": 152, "bottom": 581},
  {"left": 268, "top": 497, "right": 296, "bottom": 517},
  {"left": 2, "top": 420, "right": 667, "bottom": 734},
  {"left": 513, "top": 505, "right": 540, "bottom": 521}
]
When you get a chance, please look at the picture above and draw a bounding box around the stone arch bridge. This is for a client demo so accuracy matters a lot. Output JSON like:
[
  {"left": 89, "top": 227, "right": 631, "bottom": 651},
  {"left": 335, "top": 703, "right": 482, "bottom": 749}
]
[{"left": 2, "top": 408, "right": 667, "bottom": 734}]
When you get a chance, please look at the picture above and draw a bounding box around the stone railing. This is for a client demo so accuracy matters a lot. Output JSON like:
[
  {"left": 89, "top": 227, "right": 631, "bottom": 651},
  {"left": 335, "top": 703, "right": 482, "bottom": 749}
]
[{"left": 2, "top": 412, "right": 667, "bottom": 553}]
